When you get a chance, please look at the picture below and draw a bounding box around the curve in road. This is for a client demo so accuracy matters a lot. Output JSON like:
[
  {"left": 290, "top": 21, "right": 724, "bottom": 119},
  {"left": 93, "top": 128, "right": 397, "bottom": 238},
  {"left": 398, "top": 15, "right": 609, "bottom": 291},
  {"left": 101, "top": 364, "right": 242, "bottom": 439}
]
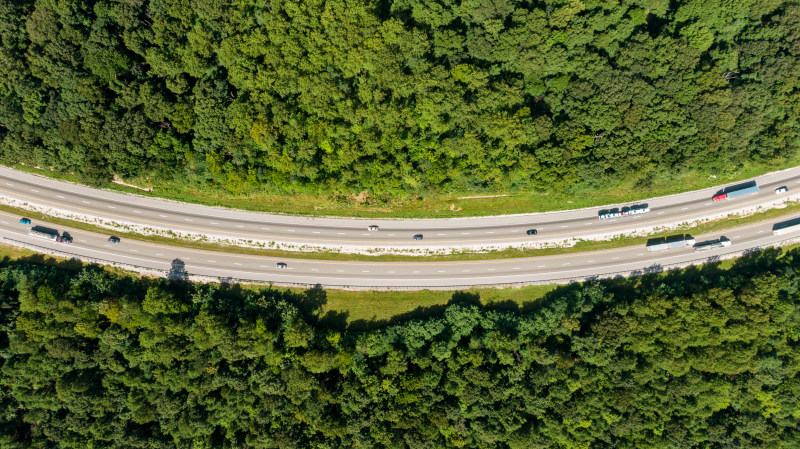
[
  {"left": 2, "top": 209, "right": 798, "bottom": 289},
  {"left": 2, "top": 165, "right": 800, "bottom": 254}
]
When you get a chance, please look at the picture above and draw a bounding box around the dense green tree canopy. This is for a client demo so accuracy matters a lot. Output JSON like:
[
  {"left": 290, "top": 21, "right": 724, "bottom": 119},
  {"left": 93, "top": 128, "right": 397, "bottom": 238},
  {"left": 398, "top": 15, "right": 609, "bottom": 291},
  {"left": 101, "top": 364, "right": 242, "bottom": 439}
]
[
  {"left": 0, "top": 0, "right": 798, "bottom": 196},
  {"left": 2, "top": 249, "right": 800, "bottom": 447}
]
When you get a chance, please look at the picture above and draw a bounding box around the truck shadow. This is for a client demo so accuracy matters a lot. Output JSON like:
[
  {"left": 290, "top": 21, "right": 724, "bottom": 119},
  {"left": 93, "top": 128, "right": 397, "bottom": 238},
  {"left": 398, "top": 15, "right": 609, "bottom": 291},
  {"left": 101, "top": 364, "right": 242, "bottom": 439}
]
[
  {"left": 30, "top": 225, "right": 58, "bottom": 236},
  {"left": 773, "top": 216, "right": 800, "bottom": 232}
]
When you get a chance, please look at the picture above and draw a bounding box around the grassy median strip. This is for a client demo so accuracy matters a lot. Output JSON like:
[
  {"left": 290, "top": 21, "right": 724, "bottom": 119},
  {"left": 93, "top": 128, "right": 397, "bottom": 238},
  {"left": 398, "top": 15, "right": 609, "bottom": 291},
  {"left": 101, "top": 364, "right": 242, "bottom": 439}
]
[{"left": 3, "top": 200, "right": 800, "bottom": 262}]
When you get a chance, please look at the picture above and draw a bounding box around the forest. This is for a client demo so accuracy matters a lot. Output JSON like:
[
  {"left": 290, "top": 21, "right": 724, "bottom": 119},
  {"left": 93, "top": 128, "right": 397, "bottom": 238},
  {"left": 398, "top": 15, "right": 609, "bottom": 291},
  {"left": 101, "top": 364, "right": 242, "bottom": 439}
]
[
  {"left": 0, "top": 1, "right": 799, "bottom": 198},
  {"left": 1, "top": 248, "right": 800, "bottom": 448}
]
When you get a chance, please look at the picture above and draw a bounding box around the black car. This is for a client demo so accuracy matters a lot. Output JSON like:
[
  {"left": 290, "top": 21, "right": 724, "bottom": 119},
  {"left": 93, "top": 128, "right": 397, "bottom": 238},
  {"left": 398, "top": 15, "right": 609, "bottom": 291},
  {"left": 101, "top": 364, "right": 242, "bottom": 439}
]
[
  {"left": 108, "top": 236, "right": 121, "bottom": 244},
  {"left": 276, "top": 262, "right": 287, "bottom": 269},
  {"left": 526, "top": 229, "right": 538, "bottom": 235},
  {"left": 413, "top": 234, "right": 423, "bottom": 240},
  {"left": 56, "top": 235, "right": 73, "bottom": 244}
]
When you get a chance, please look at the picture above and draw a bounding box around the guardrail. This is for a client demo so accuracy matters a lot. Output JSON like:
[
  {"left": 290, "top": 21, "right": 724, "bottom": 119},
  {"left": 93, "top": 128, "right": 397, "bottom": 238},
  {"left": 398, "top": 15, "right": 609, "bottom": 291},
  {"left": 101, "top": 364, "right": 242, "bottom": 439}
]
[{"left": 4, "top": 236, "right": 799, "bottom": 291}]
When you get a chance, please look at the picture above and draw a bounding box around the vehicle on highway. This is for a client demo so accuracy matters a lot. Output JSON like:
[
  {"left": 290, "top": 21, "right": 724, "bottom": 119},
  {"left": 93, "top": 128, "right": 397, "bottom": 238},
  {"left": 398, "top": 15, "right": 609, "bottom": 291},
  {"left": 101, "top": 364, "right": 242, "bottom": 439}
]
[
  {"left": 646, "top": 235, "right": 695, "bottom": 252},
  {"left": 56, "top": 235, "right": 72, "bottom": 244},
  {"left": 713, "top": 182, "right": 759, "bottom": 201},
  {"left": 413, "top": 234, "right": 423, "bottom": 240},
  {"left": 693, "top": 236, "right": 731, "bottom": 251},
  {"left": 598, "top": 204, "right": 650, "bottom": 220},
  {"left": 108, "top": 236, "right": 121, "bottom": 244},
  {"left": 368, "top": 225, "right": 379, "bottom": 231},
  {"left": 526, "top": 229, "right": 538, "bottom": 235},
  {"left": 28, "top": 228, "right": 58, "bottom": 241},
  {"left": 276, "top": 262, "right": 287, "bottom": 269},
  {"left": 776, "top": 186, "right": 788, "bottom": 194},
  {"left": 19, "top": 218, "right": 31, "bottom": 225}
]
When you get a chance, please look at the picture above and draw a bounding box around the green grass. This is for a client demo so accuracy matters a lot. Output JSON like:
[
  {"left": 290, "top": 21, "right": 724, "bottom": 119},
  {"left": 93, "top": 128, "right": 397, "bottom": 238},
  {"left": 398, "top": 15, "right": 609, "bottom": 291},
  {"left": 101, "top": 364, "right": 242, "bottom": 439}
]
[
  {"left": 4, "top": 236, "right": 799, "bottom": 327},
  {"left": 0, "top": 240, "right": 556, "bottom": 326},
  {"left": 9, "top": 156, "right": 800, "bottom": 218},
  {"left": 4, "top": 197, "right": 800, "bottom": 263}
]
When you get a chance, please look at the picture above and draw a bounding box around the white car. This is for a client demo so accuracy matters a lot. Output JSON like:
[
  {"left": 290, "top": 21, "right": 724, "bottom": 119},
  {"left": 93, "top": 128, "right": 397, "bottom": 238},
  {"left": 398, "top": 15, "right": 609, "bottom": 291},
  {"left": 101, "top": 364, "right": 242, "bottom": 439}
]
[
  {"left": 776, "top": 186, "right": 788, "bottom": 194},
  {"left": 368, "top": 225, "right": 379, "bottom": 231}
]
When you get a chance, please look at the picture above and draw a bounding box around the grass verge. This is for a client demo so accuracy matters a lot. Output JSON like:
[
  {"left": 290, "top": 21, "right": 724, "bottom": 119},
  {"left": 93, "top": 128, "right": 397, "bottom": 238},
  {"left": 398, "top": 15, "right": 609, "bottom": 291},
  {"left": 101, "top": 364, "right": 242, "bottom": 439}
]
[
  {"left": 9, "top": 156, "right": 800, "bottom": 218},
  {"left": 0, "top": 241, "right": 556, "bottom": 326},
  {"left": 4, "top": 199, "right": 800, "bottom": 262}
]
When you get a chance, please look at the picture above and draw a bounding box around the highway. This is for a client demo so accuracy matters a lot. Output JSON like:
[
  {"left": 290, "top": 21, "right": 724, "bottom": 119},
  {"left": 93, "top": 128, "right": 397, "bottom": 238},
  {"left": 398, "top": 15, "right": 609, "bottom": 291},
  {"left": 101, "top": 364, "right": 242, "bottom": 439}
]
[
  {"left": 2, "top": 208, "right": 798, "bottom": 288},
  {"left": 1, "top": 165, "right": 800, "bottom": 253}
]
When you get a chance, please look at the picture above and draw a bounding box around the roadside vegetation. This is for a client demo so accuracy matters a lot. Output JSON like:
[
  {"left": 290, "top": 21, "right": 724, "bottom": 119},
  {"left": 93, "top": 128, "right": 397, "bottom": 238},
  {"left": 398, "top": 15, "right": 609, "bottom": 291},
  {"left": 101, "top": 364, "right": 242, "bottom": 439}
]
[
  {"left": 1, "top": 243, "right": 800, "bottom": 447},
  {"left": 3, "top": 200, "right": 800, "bottom": 262},
  {"left": 1, "top": 1, "right": 798, "bottom": 217}
]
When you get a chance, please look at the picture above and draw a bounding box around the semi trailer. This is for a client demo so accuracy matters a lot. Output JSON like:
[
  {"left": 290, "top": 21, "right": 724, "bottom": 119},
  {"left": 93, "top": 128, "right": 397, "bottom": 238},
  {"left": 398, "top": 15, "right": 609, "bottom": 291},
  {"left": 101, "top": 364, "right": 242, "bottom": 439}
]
[{"left": 713, "top": 183, "right": 759, "bottom": 201}]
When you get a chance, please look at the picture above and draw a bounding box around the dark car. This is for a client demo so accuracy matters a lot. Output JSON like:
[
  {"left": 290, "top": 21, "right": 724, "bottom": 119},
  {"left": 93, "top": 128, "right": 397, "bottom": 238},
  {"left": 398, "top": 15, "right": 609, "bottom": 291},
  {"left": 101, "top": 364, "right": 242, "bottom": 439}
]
[
  {"left": 526, "top": 229, "right": 538, "bottom": 235},
  {"left": 107, "top": 236, "right": 121, "bottom": 244},
  {"left": 276, "top": 262, "right": 287, "bottom": 269},
  {"left": 57, "top": 235, "right": 73, "bottom": 244},
  {"left": 19, "top": 218, "right": 31, "bottom": 225},
  {"left": 413, "top": 234, "right": 423, "bottom": 240}
]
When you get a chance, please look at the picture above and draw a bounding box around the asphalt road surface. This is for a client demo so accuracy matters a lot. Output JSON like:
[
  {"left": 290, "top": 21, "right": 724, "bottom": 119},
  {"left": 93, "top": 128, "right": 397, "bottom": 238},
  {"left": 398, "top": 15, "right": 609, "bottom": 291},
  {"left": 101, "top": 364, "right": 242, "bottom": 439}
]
[
  {"left": 1, "top": 166, "right": 800, "bottom": 252},
  {"left": 2, "top": 209, "right": 798, "bottom": 288}
]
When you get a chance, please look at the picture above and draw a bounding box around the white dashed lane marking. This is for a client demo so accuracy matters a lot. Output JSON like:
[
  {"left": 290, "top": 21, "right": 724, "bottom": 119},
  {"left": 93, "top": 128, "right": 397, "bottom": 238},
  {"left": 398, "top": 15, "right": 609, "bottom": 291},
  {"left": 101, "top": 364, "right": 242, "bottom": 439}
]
[
  {"left": 185, "top": 218, "right": 193, "bottom": 221},
  {"left": 57, "top": 195, "right": 64, "bottom": 198},
  {"left": 30, "top": 189, "right": 38, "bottom": 192},
  {"left": 312, "top": 231, "right": 320, "bottom": 234},
  {"left": 108, "top": 205, "right": 115, "bottom": 209},
  {"left": 158, "top": 214, "right": 167, "bottom": 217},
  {"left": 81, "top": 200, "right": 90, "bottom": 204},
  {"left": 4, "top": 183, "right": 13, "bottom": 186},
  {"left": 210, "top": 221, "right": 218, "bottom": 224},
  {"left": 560, "top": 225, "right": 568, "bottom": 228},
  {"left": 133, "top": 210, "right": 142, "bottom": 214},
  {"left": 233, "top": 262, "right": 242, "bottom": 266}
]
